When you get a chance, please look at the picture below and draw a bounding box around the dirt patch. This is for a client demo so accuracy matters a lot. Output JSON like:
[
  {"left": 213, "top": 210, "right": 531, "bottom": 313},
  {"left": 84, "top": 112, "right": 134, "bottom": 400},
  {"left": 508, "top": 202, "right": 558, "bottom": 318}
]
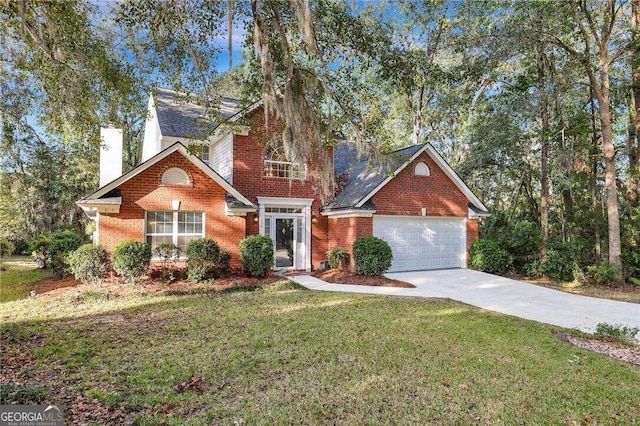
[
  {"left": 555, "top": 332, "right": 640, "bottom": 366},
  {"left": 33, "top": 276, "right": 81, "bottom": 297},
  {"left": 313, "top": 269, "right": 415, "bottom": 288},
  {"left": 521, "top": 277, "right": 640, "bottom": 304}
]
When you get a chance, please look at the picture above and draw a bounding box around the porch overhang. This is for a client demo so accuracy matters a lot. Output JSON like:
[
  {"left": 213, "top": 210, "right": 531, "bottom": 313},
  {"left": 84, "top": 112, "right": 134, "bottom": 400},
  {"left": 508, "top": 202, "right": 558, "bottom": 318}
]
[{"left": 76, "top": 197, "right": 122, "bottom": 215}]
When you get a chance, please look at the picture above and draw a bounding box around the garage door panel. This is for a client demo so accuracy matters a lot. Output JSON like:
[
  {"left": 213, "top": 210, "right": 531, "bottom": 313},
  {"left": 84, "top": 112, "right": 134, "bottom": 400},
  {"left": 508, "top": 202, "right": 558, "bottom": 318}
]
[{"left": 373, "top": 216, "right": 466, "bottom": 272}]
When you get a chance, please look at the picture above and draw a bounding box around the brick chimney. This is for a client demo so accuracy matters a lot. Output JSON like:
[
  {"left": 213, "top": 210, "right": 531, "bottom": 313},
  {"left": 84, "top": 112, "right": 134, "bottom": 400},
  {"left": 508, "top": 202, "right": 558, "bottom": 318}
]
[{"left": 99, "top": 128, "right": 123, "bottom": 187}]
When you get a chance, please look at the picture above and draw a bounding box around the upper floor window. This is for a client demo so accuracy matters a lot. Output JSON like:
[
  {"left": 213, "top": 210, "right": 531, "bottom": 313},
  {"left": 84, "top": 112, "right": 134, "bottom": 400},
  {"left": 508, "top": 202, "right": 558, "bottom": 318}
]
[
  {"left": 190, "top": 144, "right": 210, "bottom": 165},
  {"left": 263, "top": 147, "right": 307, "bottom": 179},
  {"left": 161, "top": 167, "right": 190, "bottom": 185},
  {"left": 414, "top": 162, "right": 431, "bottom": 177}
]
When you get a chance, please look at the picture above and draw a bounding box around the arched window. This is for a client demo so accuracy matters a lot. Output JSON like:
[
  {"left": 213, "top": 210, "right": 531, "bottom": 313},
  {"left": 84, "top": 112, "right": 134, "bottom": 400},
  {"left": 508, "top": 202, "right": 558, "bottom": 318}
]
[
  {"left": 263, "top": 146, "right": 307, "bottom": 179},
  {"left": 414, "top": 162, "right": 431, "bottom": 177},
  {"left": 161, "top": 167, "right": 190, "bottom": 185}
]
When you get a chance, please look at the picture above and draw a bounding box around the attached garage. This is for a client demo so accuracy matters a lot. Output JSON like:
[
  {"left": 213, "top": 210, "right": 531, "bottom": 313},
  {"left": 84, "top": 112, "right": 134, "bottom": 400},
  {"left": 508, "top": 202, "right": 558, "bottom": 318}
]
[{"left": 373, "top": 216, "right": 467, "bottom": 272}]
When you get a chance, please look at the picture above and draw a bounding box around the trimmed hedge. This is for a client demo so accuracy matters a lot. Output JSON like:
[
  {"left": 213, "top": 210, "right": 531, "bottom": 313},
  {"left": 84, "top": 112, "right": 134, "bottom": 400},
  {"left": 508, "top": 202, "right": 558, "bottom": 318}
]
[
  {"left": 67, "top": 244, "right": 111, "bottom": 287},
  {"left": 113, "top": 240, "right": 151, "bottom": 284},
  {"left": 352, "top": 237, "right": 393, "bottom": 276},
  {"left": 240, "top": 235, "right": 274, "bottom": 277}
]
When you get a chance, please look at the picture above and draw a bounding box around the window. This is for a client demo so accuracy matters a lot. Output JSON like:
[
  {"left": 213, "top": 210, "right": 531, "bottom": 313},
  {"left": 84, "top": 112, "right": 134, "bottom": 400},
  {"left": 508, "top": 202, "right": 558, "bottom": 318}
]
[
  {"left": 415, "top": 162, "right": 431, "bottom": 177},
  {"left": 191, "top": 145, "right": 210, "bottom": 165},
  {"left": 263, "top": 147, "right": 306, "bottom": 179},
  {"left": 146, "top": 211, "right": 203, "bottom": 253},
  {"left": 264, "top": 207, "right": 303, "bottom": 214},
  {"left": 161, "top": 168, "right": 190, "bottom": 185}
]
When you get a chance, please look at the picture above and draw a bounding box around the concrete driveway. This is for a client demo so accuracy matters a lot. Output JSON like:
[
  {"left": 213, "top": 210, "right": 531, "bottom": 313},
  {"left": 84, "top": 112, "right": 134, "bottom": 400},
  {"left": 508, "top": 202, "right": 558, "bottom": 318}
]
[{"left": 290, "top": 269, "right": 640, "bottom": 336}]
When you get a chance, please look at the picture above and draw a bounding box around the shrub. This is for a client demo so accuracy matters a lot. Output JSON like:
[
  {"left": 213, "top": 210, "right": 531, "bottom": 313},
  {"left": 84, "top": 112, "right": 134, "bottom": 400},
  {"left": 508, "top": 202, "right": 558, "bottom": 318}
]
[
  {"left": 240, "top": 235, "right": 274, "bottom": 277},
  {"left": 326, "top": 247, "right": 348, "bottom": 269},
  {"left": 0, "top": 238, "right": 15, "bottom": 258},
  {"left": 352, "top": 236, "right": 393, "bottom": 276},
  {"left": 585, "top": 261, "right": 623, "bottom": 287},
  {"left": 185, "top": 238, "right": 221, "bottom": 282},
  {"left": 595, "top": 322, "right": 639, "bottom": 344},
  {"left": 217, "top": 250, "right": 231, "bottom": 276},
  {"left": 153, "top": 242, "right": 181, "bottom": 283},
  {"left": 540, "top": 243, "right": 582, "bottom": 282},
  {"left": 67, "top": 244, "right": 111, "bottom": 287},
  {"left": 186, "top": 238, "right": 220, "bottom": 261},
  {"left": 29, "top": 231, "right": 84, "bottom": 277},
  {"left": 113, "top": 240, "right": 151, "bottom": 284},
  {"left": 469, "top": 239, "right": 511, "bottom": 274}
]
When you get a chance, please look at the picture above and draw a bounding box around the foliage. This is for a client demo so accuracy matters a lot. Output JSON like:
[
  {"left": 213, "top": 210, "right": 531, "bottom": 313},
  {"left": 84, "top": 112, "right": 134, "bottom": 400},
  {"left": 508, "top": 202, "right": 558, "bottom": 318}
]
[
  {"left": 585, "top": 262, "right": 624, "bottom": 287},
  {"left": 0, "top": 239, "right": 15, "bottom": 258},
  {"left": 153, "top": 243, "right": 181, "bottom": 283},
  {"left": 539, "top": 243, "right": 582, "bottom": 282},
  {"left": 469, "top": 239, "right": 512, "bottom": 274},
  {"left": 28, "top": 231, "right": 84, "bottom": 277},
  {"left": 326, "top": 247, "right": 348, "bottom": 269},
  {"left": 594, "top": 323, "right": 639, "bottom": 344},
  {"left": 113, "top": 240, "right": 151, "bottom": 285},
  {"left": 240, "top": 235, "right": 274, "bottom": 277},
  {"left": 66, "top": 244, "right": 111, "bottom": 287},
  {"left": 352, "top": 237, "right": 393, "bottom": 276},
  {"left": 185, "top": 238, "right": 221, "bottom": 261}
]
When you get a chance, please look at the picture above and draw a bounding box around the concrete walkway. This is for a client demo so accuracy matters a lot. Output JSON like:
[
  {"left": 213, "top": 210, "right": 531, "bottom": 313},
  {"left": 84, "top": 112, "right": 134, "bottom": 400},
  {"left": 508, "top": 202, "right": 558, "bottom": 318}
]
[{"left": 290, "top": 269, "right": 640, "bottom": 336}]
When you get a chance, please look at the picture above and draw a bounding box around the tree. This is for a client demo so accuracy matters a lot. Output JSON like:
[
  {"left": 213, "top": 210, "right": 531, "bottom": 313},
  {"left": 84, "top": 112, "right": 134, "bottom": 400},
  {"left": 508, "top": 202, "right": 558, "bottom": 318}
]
[{"left": 550, "top": 0, "right": 629, "bottom": 282}]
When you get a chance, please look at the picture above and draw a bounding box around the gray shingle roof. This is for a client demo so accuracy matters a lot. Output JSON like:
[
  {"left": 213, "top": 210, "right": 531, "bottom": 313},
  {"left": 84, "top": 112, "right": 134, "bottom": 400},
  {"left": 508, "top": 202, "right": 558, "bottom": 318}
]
[
  {"left": 327, "top": 143, "right": 427, "bottom": 210},
  {"left": 154, "top": 88, "right": 244, "bottom": 139}
]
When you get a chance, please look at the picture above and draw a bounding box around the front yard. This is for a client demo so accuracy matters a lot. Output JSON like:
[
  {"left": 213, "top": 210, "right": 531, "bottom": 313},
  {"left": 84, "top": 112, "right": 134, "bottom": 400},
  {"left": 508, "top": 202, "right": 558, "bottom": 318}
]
[{"left": 1, "top": 278, "right": 638, "bottom": 424}]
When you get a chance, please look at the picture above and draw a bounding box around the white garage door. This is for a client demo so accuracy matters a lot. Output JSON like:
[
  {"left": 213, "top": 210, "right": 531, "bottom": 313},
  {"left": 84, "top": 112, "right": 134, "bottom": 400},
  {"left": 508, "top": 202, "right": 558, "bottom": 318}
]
[{"left": 373, "top": 216, "right": 466, "bottom": 272}]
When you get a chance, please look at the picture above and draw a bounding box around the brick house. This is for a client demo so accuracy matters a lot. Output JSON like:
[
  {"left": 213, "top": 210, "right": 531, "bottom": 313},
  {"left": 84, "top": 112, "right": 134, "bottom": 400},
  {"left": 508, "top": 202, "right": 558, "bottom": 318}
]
[{"left": 78, "top": 88, "right": 489, "bottom": 272}]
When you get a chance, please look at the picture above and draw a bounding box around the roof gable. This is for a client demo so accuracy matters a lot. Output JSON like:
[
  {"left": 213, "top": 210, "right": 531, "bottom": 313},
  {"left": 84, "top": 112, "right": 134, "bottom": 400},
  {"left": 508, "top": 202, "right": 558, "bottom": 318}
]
[
  {"left": 327, "top": 142, "right": 488, "bottom": 214},
  {"left": 80, "top": 142, "right": 254, "bottom": 207}
]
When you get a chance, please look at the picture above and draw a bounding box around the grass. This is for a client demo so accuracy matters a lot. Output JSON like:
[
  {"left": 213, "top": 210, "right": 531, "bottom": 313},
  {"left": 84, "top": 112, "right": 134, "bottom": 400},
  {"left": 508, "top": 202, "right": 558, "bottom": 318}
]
[
  {"left": 0, "top": 256, "right": 52, "bottom": 303},
  {"left": 1, "top": 282, "right": 639, "bottom": 424},
  {"left": 526, "top": 277, "right": 640, "bottom": 304}
]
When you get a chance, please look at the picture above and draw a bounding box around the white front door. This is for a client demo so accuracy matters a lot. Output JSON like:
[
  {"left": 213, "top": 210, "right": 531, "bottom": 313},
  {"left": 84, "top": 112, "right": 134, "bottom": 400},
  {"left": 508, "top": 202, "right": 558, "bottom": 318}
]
[{"left": 258, "top": 197, "right": 314, "bottom": 271}]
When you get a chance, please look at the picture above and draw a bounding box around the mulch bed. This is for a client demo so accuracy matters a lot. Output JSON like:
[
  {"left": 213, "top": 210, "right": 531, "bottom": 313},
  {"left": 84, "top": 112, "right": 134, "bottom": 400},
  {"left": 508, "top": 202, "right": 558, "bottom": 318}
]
[
  {"left": 29, "top": 270, "right": 282, "bottom": 300},
  {"left": 313, "top": 269, "right": 415, "bottom": 288},
  {"left": 555, "top": 332, "right": 640, "bottom": 366}
]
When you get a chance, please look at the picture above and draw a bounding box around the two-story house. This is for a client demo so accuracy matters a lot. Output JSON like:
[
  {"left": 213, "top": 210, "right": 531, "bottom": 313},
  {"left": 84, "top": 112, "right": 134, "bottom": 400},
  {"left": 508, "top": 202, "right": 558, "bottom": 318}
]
[{"left": 78, "top": 88, "right": 489, "bottom": 272}]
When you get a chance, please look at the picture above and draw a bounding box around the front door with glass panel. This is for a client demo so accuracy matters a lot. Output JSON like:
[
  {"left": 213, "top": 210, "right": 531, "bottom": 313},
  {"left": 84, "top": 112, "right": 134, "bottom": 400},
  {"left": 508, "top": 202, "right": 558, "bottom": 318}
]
[
  {"left": 264, "top": 207, "right": 304, "bottom": 270},
  {"left": 274, "top": 218, "right": 294, "bottom": 268}
]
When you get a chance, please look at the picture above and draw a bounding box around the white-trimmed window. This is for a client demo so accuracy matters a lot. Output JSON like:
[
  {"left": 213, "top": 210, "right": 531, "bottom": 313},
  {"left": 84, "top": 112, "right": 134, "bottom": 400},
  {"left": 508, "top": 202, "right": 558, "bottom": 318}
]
[
  {"left": 415, "top": 162, "right": 431, "bottom": 177},
  {"left": 161, "top": 167, "right": 190, "bottom": 185},
  {"left": 146, "top": 211, "right": 204, "bottom": 253},
  {"left": 263, "top": 147, "right": 306, "bottom": 179}
]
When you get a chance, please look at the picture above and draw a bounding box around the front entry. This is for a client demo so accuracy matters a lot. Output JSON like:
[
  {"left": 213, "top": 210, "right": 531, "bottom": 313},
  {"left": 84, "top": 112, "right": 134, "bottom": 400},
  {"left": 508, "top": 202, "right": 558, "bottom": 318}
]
[
  {"left": 274, "top": 218, "right": 294, "bottom": 268},
  {"left": 257, "top": 197, "right": 314, "bottom": 271}
]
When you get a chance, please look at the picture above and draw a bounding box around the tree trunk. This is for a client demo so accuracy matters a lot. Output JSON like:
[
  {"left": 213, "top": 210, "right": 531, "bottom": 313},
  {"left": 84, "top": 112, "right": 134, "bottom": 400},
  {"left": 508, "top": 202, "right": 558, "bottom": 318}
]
[
  {"left": 633, "top": 0, "right": 640, "bottom": 170},
  {"left": 536, "top": 43, "right": 550, "bottom": 262},
  {"left": 591, "top": 62, "right": 623, "bottom": 282},
  {"left": 589, "top": 88, "right": 602, "bottom": 260}
]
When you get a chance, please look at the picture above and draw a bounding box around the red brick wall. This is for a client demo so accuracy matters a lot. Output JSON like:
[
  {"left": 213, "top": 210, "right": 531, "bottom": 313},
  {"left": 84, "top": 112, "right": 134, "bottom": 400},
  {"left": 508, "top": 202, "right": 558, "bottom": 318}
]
[
  {"left": 371, "top": 151, "right": 468, "bottom": 217},
  {"left": 232, "top": 110, "right": 331, "bottom": 269},
  {"left": 467, "top": 219, "right": 479, "bottom": 265},
  {"left": 99, "top": 151, "right": 246, "bottom": 267},
  {"left": 327, "top": 216, "right": 373, "bottom": 271}
]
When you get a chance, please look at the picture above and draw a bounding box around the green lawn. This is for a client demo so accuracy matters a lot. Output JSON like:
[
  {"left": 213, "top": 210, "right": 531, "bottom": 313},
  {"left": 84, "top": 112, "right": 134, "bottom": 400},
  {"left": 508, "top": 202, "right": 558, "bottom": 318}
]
[
  {"left": 1, "top": 282, "right": 638, "bottom": 425},
  {"left": 0, "top": 256, "right": 52, "bottom": 303}
]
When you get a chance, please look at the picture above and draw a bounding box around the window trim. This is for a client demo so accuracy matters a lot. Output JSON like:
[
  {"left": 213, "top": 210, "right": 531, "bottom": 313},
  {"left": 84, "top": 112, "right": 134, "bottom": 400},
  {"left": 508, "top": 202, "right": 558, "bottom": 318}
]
[
  {"left": 414, "top": 161, "right": 431, "bottom": 177},
  {"left": 263, "top": 147, "right": 307, "bottom": 179},
  {"left": 145, "top": 210, "right": 205, "bottom": 257},
  {"left": 161, "top": 167, "right": 191, "bottom": 185}
]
